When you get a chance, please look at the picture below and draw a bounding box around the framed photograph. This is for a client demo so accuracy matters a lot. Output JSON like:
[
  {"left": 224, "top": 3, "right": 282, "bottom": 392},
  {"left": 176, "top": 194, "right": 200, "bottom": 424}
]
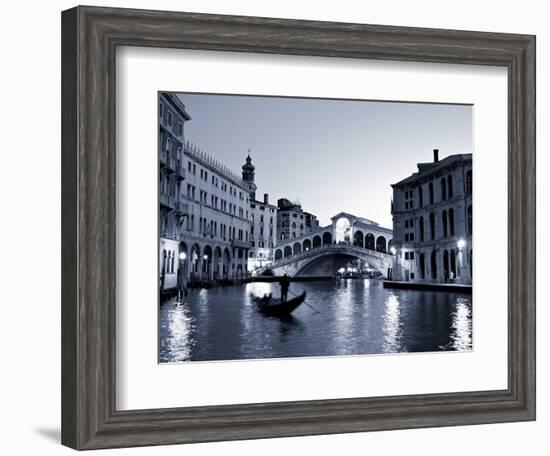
[{"left": 61, "top": 6, "right": 535, "bottom": 450}]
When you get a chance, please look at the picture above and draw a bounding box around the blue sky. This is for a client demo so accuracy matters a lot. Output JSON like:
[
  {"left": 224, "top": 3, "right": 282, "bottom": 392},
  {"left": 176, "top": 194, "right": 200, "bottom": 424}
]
[{"left": 175, "top": 93, "right": 472, "bottom": 228}]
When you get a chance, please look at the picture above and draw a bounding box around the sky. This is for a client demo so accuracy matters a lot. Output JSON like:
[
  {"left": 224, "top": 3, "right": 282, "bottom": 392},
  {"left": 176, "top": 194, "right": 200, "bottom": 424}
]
[{"left": 175, "top": 93, "right": 472, "bottom": 228}]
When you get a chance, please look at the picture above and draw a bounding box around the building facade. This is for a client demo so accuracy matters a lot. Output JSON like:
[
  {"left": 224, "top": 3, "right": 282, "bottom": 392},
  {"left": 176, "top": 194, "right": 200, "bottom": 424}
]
[
  {"left": 276, "top": 198, "right": 319, "bottom": 242},
  {"left": 391, "top": 149, "right": 472, "bottom": 284},
  {"left": 241, "top": 155, "right": 278, "bottom": 272},
  {"left": 159, "top": 93, "right": 251, "bottom": 294}
]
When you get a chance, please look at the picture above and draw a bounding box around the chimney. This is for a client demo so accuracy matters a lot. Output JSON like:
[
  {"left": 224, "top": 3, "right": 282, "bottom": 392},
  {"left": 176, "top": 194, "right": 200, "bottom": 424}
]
[
  {"left": 433, "top": 149, "right": 439, "bottom": 163},
  {"left": 264, "top": 193, "right": 269, "bottom": 204}
]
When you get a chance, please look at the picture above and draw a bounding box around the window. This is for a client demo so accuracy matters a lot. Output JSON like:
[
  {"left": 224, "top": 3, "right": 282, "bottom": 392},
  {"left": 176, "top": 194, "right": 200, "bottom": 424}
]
[
  {"left": 440, "top": 177, "right": 447, "bottom": 201},
  {"left": 442, "top": 210, "right": 448, "bottom": 238},
  {"left": 430, "top": 213, "right": 435, "bottom": 240},
  {"left": 429, "top": 182, "right": 434, "bottom": 204},
  {"left": 418, "top": 185, "right": 423, "bottom": 207},
  {"left": 419, "top": 216, "right": 425, "bottom": 242},
  {"left": 449, "top": 208, "right": 455, "bottom": 236},
  {"left": 410, "top": 252, "right": 415, "bottom": 260},
  {"left": 466, "top": 170, "right": 472, "bottom": 195},
  {"left": 167, "top": 111, "right": 173, "bottom": 126},
  {"left": 467, "top": 205, "right": 472, "bottom": 234},
  {"left": 447, "top": 175, "right": 453, "bottom": 198},
  {"left": 159, "top": 103, "right": 163, "bottom": 118}
]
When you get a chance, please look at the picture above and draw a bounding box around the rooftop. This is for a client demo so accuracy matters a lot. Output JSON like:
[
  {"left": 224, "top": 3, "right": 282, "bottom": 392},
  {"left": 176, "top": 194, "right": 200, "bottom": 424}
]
[
  {"left": 184, "top": 141, "right": 248, "bottom": 189},
  {"left": 392, "top": 153, "right": 472, "bottom": 187}
]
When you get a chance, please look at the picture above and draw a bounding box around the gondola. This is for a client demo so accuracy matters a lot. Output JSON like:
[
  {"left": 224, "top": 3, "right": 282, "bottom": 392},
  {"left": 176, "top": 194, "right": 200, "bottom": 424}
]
[{"left": 251, "top": 291, "right": 306, "bottom": 316}]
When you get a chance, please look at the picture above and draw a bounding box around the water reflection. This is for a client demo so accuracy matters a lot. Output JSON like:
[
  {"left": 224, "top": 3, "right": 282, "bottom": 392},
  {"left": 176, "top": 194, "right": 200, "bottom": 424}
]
[
  {"left": 159, "top": 279, "right": 472, "bottom": 363},
  {"left": 448, "top": 297, "right": 473, "bottom": 351},
  {"left": 382, "top": 294, "right": 403, "bottom": 352},
  {"left": 159, "top": 301, "right": 194, "bottom": 362}
]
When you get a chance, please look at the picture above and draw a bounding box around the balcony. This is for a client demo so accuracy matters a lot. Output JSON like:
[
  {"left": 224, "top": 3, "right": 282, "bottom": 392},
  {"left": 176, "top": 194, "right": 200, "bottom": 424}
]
[
  {"left": 231, "top": 239, "right": 252, "bottom": 249},
  {"left": 159, "top": 150, "right": 168, "bottom": 168},
  {"left": 160, "top": 193, "right": 175, "bottom": 209},
  {"left": 174, "top": 159, "right": 186, "bottom": 180},
  {"left": 172, "top": 200, "right": 189, "bottom": 215}
]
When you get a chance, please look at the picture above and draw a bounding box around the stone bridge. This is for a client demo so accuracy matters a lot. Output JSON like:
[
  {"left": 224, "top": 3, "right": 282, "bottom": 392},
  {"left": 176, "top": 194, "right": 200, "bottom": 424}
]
[{"left": 259, "top": 243, "right": 395, "bottom": 278}]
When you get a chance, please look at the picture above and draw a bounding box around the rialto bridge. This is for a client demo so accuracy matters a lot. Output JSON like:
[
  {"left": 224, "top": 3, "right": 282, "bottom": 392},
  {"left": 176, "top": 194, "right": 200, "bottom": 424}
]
[{"left": 258, "top": 212, "right": 395, "bottom": 278}]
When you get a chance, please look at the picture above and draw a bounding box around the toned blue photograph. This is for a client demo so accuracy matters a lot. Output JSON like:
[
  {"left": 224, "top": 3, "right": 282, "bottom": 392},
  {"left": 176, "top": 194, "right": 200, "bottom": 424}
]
[{"left": 158, "top": 92, "right": 473, "bottom": 363}]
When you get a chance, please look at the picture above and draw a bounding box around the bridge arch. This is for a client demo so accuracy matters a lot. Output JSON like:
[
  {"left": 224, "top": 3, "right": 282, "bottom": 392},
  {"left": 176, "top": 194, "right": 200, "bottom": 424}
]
[
  {"left": 376, "top": 236, "right": 387, "bottom": 253},
  {"left": 293, "top": 242, "right": 302, "bottom": 255},
  {"left": 365, "top": 233, "right": 375, "bottom": 250},
  {"left": 322, "top": 231, "right": 332, "bottom": 245},
  {"left": 291, "top": 247, "right": 391, "bottom": 278},
  {"left": 274, "top": 248, "right": 282, "bottom": 261},
  {"left": 312, "top": 235, "right": 321, "bottom": 249},
  {"left": 353, "top": 230, "right": 364, "bottom": 248},
  {"left": 303, "top": 238, "right": 312, "bottom": 251},
  {"left": 283, "top": 245, "right": 292, "bottom": 258}
]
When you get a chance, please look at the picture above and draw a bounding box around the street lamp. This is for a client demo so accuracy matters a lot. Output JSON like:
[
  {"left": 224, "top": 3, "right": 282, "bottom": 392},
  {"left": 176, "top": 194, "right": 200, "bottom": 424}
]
[
  {"left": 457, "top": 238, "right": 466, "bottom": 250},
  {"left": 390, "top": 246, "right": 397, "bottom": 255}
]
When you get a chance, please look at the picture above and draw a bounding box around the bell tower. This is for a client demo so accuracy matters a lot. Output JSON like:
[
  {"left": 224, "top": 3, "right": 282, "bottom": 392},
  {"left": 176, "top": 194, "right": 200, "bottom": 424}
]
[{"left": 242, "top": 152, "right": 257, "bottom": 200}]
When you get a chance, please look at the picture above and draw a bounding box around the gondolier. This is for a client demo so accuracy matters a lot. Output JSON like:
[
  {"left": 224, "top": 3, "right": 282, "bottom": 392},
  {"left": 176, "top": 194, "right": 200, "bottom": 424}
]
[{"left": 279, "top": 273, "right": 291, "bottom": 302}]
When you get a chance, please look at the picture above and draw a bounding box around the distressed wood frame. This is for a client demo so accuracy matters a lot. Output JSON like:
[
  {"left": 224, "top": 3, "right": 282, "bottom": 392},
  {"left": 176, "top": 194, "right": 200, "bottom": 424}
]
[{"left": 61, "top": 5, "right": 536, "bottom": 450}]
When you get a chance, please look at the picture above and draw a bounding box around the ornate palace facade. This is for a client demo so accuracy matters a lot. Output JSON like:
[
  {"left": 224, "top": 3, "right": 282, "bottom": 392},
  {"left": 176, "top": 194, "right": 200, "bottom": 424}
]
[{"left": 391, "top": 149, "right": 472, "bottom": 284}]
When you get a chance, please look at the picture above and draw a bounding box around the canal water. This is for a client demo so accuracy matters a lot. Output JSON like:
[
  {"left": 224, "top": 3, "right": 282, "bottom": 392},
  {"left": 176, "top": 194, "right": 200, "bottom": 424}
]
[{"left": 159, "top": 279, "right": 472, "bottom": 363}]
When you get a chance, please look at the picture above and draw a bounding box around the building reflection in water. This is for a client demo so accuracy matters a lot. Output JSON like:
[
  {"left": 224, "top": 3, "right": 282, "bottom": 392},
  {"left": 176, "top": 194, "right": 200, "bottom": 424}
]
[
  {"left": 448, "top": 297, "right": 472, "bottom": 351},
  {"left": 382, "top": 293, "right": 403, "bottom": 353},
  {"left": 159, "top": 280, "right": 472, "bottom": 362},
  {"left": 160, "top": 302, "right": 194, "bottom": 362}
]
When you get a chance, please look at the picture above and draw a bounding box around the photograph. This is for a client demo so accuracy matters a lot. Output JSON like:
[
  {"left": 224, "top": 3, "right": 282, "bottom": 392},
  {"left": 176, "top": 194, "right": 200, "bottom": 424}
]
[{"left": 158, "top": 91, "right": 473, "bottom": 363}]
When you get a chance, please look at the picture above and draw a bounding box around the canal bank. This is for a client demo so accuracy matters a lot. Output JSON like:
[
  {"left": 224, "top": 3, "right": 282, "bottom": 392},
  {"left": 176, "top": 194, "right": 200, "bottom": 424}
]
[{"left": 383, "top": 280, "right": 472, "bottom": 294}]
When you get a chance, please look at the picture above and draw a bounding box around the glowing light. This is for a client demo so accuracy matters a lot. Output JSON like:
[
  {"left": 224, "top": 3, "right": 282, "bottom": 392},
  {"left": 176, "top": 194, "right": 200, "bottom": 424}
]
[
  {"left": 457, "top": 239, "right": 466, "bottom": 250},
  {"left": 203, "top": 254, "right": 208, "bottom": 260},
  {"left": 179, "top": 252, "right": 187, "bottom": 260},
  {"left": 390, "top": 246, "right": 397, "bottom": 255}
]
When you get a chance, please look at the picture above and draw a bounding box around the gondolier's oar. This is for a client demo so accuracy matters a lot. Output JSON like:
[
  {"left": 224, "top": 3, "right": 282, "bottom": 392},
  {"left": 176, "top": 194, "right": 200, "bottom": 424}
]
[{"left": 288, "top": 289, "right": 321, "bottom": 314}]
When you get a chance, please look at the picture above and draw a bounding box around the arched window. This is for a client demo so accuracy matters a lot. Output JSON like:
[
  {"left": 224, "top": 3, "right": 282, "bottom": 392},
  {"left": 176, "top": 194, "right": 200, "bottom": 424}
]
[
  {"left": 442, "top": 210, "right": 448, "bottom": 238},
  {"left": 466, "top": 170, "right": 472, "bottom": 194},
  {"left": 431, "top": 250, "right": 437, "bottom": 280},
  {"left": 322, "top": 232, "right": 332, "bottom": 245},
  {"left": 312, "top": 236, "right": 321, "bottom": 249},
  {"left": 292, "top": 222, "right": 296, "bottom": 229},
  {"left": 376, "top": 236, "right": 387, "bottom": 253},
  {"left": 450, "top": 249, "right": 457, "bottom": 278},
  {"left": 365, "top": 233, "right": 375, "bottom": 250},
  {"left": 467, "top": 205, "right": 473, "bottom": 234},
  {"left": 447, "top": 175, "right": 453, "bottom": 198},
  {"left": 418, "top": 186, "right": 423, "bottom": 207},
  {"left": 300, "top": 224, "right": 304, "bottom": 230},
  {"left": 161, "top": 249, "right": 167, "bottom": 275},
  {"left": 449, "top": 208, "right": 455, "bottom": 236},
  {"left": 293, "top": 242, "right": 302, "bottom": 255},
  {"left": 440, "top": 178, "right": 447, "bottom": 201},
  {"left": 303, "top": 239, "right": 311, "bottom": 251},
  {"left": 443, "top": 250, "right": 449, "bottom": 280},
  {"left": 429, "top": 213, "right": 435, "bottom": 240},
  {"left": 429, "top": 182, "right": 434, "bottom": 204},
  {"left": 353, "top": 230, "right": 364, "bottom": 248},
  {"left": 274, "top": 249, "right": 283, "bottom": 260},
  {"left": 283, "top": 246, "right": 292, "bottom": 258},
  {"left": 165, "top": 137, "right": 171, "bottom": 156},
  {"left": 419, "top": 253, "right": 425, "bottom": 279},
  {"left": 419, "top": 216, "right": 425, "bottom": 242}
]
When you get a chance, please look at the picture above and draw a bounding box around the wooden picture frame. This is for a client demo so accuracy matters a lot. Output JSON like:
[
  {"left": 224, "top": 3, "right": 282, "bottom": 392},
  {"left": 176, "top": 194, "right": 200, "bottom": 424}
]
[{"left": 61, "top": 5, "right": 536, "bottom": 450}]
